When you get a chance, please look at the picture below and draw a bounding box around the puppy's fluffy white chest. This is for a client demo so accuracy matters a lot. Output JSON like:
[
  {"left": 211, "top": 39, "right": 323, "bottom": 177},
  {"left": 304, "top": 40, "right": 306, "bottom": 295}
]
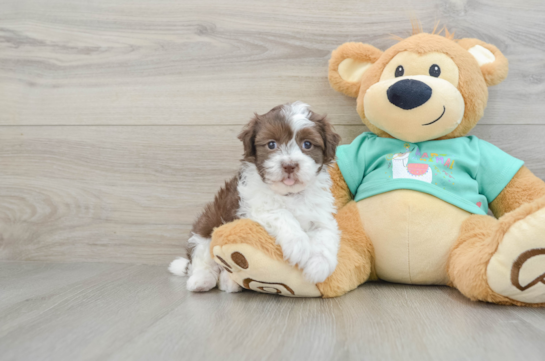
[{"left": 237, "top": 162, "right": 337, "bottom": 232}]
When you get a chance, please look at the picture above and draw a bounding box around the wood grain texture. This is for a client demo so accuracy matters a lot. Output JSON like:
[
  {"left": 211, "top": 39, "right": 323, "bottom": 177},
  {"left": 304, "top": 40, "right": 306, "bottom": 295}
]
[
  {"left": 0, "top": 262, "right": 544, "bottom": 361},
  {"left": 1, "top": 125, "right": 545, "bottom": 264},
  {"left": 1, "top": 2, "right": 545, "bottom": 360},
  {"left": 1, "top": 0, "right": 545, "bottom": 264},
  {"left": 1, "top": 0, "right": 545, "bottom": 126},
  {"left": 0, "top": 125, "right": 358, "bottom": 263}
]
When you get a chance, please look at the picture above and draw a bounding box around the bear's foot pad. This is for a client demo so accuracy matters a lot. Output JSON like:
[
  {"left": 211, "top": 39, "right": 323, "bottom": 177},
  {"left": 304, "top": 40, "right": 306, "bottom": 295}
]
[
  {"left": 488, "top": 207, "right": 545, "bottom": 304},
  {"left": 212, "top": 243, "right": 321, "bottom": 298}
]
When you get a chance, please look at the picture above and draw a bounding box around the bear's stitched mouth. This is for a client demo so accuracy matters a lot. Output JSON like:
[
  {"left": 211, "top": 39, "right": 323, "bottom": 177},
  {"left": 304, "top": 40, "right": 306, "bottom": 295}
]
[{"left": 422, "top": 106, "right": 446, "bottom": 126}]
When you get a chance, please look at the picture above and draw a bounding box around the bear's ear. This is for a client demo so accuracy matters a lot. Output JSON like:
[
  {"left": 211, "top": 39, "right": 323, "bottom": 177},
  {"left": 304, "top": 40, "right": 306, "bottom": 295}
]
[
  {"left": 328, "top": 42, "right": 383, "bottom": 98},
  {"left": 457, "top": 38, "right": 509, "bottom": 87}
]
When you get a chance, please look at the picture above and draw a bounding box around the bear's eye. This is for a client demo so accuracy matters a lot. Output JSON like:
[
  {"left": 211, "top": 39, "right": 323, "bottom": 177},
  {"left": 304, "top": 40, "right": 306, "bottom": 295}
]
[
  {"left": 395, "top": 65, "right": 404, "bottom": 77},
  {"left": 429, "top": 64, "right": 441, "bottom": 77}
]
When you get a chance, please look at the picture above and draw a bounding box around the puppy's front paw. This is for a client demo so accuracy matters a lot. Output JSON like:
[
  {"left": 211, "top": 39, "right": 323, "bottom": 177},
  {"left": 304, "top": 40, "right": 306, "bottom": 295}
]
[
  {"left": 302, "top": 253, "right": 338, "bottom": 284},
  {"left": 186, "top": 271, "right": 217, "bottom": 292},
  {"left": 278, "top": 233, "right": 311, "bottom": 268},
  {"left": 218, "top": 270, "right": 242, "bottom": 293}
]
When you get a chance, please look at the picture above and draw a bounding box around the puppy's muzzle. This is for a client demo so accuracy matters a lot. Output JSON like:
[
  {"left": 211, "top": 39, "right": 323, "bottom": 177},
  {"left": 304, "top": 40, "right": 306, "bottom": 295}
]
[{"left": 282, "top": 163, "right": 299, "bottom": 174}]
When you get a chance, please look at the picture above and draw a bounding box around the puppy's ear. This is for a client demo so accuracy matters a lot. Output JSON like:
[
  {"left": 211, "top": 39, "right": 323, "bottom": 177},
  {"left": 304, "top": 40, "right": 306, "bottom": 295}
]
[
  {"left": 457, "top": 38, "right": 509, "bottom": 87},
  {"left": 329, "top": 42, "right": 383, "bottom": 98},
  {"left": 238, "top": 115, "right": 259, "bottom": 162},
  {"left": 311, "top": 112, "right": 341, "bottom": 164}
]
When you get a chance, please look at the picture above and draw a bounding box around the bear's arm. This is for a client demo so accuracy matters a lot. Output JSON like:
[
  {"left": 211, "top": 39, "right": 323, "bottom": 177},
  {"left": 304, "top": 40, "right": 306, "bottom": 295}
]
[
  {"left": 489, "top": 166, "right": 545, "bottom": 218},
  {"left": 329, "top": 163, "right": 354, "bottom": 210}
]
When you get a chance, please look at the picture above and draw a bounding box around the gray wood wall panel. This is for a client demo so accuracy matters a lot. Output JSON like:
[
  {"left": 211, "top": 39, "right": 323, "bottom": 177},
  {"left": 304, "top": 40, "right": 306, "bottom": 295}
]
[
  {"left": 1, "top": 0, "right": 545, "bottom": 264},
  {"left": 1, "top": 0, "right": 545, "bottom": 126},
  {"left": 1, "top": 125, "right": 545, "bottom": 264}
]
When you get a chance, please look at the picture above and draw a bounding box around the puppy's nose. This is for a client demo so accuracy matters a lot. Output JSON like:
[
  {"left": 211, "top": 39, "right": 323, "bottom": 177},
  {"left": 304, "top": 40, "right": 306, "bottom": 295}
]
[
  {"left": 387, "top": 79, "right": 432, "bottom": 110},
  {"left": 283, "top": 164, "right": 298, "bottom": 174}
]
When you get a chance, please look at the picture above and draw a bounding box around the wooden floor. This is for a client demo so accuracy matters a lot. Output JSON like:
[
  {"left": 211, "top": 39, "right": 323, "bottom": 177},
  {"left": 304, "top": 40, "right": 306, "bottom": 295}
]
[
  {"left": 2, "top": 0, "right": 545, "bottom": 359},
  {"left": 1, "top": 261, "right": 544, "bottom": 361}
]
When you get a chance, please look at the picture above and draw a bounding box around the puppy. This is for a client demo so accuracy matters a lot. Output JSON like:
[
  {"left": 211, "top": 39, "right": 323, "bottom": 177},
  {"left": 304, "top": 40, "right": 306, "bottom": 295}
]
[{"left": 169, "top": 102, "right": 342, "bottom": 292}]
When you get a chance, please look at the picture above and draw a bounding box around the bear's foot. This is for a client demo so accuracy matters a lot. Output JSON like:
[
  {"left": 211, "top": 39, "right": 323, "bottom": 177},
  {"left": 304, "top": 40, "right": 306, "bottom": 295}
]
[
  {"left": 488, "top": 207, "right": 545, "bottom": 304},
  {"left": 212, "top": 243, "right": 322, "bottom": 298}
]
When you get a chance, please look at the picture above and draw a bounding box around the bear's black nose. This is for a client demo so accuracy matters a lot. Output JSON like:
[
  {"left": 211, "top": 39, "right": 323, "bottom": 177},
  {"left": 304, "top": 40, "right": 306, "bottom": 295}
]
[{"left": 387, "top": 79, "right": 432, "bottom": 110}]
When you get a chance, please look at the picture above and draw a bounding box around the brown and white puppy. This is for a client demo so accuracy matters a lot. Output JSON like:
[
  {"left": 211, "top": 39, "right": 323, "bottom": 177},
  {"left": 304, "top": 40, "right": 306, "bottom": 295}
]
[{"left": 169, "top": 102, "right": 342, "bottom": 292}]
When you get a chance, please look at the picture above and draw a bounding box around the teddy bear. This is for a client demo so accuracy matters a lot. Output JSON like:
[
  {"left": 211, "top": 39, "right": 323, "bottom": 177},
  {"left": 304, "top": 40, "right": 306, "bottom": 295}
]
[{"left": 208, "top": 27, "right": 545, "bottom": 306}]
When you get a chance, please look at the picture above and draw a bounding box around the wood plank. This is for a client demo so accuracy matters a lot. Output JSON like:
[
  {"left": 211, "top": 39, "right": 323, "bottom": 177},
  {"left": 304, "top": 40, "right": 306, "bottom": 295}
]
[
  {"left": 1, "top": 262, "right": 544, "bottom": 361},
  {"left": 126, "top": 284, "right": 543, "bottom": 361},
  {"left": 1, "top": 0, "right": 545, "bottom": 126},
  {"left": 0, "top": 124, "right": 359, "bottom": 264},
  {"left": 1, "top": 124, "right": 545, "bottom": 264},
  {"left": 0, "top": 262, "right": 130, "bottom": 330},
  {"left": 0, "top": 262, "right": 188, "bottom": 360}
]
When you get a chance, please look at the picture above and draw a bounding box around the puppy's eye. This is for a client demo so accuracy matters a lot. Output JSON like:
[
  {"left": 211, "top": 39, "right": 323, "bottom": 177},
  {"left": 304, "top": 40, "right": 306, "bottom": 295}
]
[
  {"left": 395, "top": 65, "right": 404, "bottom": 77},
  {"left": 429, "top": 64, "right": 441, "bottom": 77},
  {"left": 267, "top": 141, "right": 277, "bottom": 150},
  {"left": 303, "top": 141, "right": 312, "bottom": 150}
]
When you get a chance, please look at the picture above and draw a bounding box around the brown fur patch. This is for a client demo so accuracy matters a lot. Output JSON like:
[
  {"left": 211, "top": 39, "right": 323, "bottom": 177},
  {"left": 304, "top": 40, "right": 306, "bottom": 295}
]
[
  {"left": 238, "top": 105, "right": 293, "bottom": 181},
  {"left": 309, "top": 112, "right": 341, "bottom": 165},
  {"left": 189, "top": 175, "right": 240, "bottom": 258},
  {"left": 295, "top": 126, "right": 324, "bottom": 165}
]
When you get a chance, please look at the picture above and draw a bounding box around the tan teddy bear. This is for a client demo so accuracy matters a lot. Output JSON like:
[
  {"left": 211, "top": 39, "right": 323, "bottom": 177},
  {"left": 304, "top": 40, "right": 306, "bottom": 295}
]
[{"left": 209, "top": 27, "right": 545, "bottom": 306}]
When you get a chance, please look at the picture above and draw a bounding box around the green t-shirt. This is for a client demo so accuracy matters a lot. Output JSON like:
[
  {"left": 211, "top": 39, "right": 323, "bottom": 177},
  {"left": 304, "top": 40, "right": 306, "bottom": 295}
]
[{"left": 336, "top": 132, "right": 524, "bottom": 215}]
